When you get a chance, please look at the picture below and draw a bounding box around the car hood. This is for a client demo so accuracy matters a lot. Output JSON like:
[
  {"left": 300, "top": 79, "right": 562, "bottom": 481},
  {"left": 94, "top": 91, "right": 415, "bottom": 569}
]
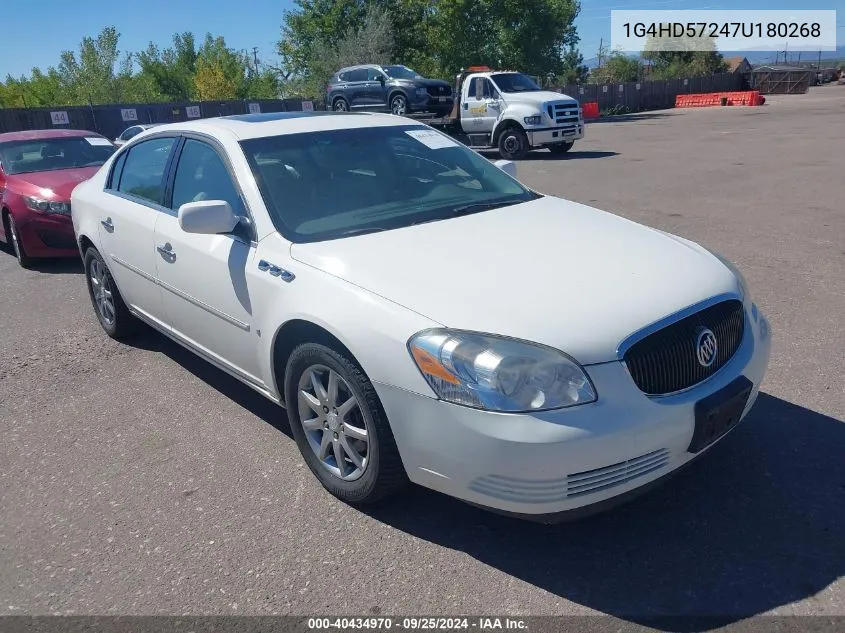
[
  {"left": 7, "top": 167, "right": 101, "bottom": 200},
  {"left": 290, "top": 196, "right": 740, "bottom": 365},
  {"left": 503, "top": 90, "right": 578, "bottom": 107}
]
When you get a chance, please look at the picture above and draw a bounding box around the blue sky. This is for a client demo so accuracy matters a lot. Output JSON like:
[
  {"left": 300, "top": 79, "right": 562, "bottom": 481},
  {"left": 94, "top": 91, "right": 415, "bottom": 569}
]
[{"left": 0, "top": 0, "right": 842, "bottom": 79}]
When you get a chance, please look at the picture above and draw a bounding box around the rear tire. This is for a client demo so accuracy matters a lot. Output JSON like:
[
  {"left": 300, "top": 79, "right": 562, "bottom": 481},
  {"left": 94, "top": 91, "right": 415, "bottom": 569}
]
[
  {"left": 284, "top": 342, "right": 408, "bottom": 506},
  {"left": 5, "top": 213, "right": 33, "bottom": 268},
  {"left": 548, "top": 141, "right": 574, "bottom": 155},
  {"left": 332, "top": 97, "right": 349, "bottom": 112},
  {"left": 497, "top": 126, "right": 529, "bottom": 160},
  {"left": 83, "top": 247, "right": 136, "bottom": 340}
]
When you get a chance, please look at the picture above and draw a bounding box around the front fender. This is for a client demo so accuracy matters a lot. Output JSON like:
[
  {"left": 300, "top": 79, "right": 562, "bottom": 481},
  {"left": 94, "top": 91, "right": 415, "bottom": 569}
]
[{"left": 252, "top": 243, "right": 442, "bottom": 400}]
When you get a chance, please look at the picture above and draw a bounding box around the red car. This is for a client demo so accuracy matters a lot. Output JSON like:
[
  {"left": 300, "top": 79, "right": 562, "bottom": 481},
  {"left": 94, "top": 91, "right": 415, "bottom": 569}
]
[{"left": 0, "top": 129, "right": 116, "bottom": 267}]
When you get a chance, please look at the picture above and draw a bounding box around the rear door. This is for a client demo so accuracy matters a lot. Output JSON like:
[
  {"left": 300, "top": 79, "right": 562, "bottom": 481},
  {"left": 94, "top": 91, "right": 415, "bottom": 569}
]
[
  {"left": 346, "top": 68, "right": 369, "bottom": 107},
  {"left": 99, "top": 135, "right": 178, "bottom": 328},
  {"left": 153, "top": 136, "right": 263, "bottom": 386}
]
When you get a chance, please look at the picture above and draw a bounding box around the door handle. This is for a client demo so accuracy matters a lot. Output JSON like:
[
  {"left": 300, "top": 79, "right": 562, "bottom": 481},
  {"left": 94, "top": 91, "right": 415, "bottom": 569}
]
[
  {"left": 156, "top": 243, "right": 176, "bottom": 261},
  {"left": 101, "top": 218, "right": 114, "bottom": 232}
]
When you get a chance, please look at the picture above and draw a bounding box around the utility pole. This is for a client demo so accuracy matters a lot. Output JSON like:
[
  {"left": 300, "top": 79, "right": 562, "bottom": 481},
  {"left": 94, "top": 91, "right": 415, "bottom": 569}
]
[
  {"left": 597, "top": 38, "right": 604, "bottom": 69},
  {"left": 252, "top": 47, "right": 260, "bottom": 73}
]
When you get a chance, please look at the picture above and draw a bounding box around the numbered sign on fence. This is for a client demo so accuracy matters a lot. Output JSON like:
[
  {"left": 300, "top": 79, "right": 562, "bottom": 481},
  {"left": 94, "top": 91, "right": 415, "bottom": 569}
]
[
  {"left": 248, "top": 103, "right": 261, "bottom": 114},
  {"left": 636, "top": 83, "right": 641, "bottom": 90},
  {"left": 186, "top": 106, "right": 201, "bottom": 119},
  {"left": 50, "top": 111, "right": 70, "bottom": 126},
  {"left": 618, "top": 84, "right": 624, "bottom": 92},
  {"left": 579, "top": 87, "right": 585, "bottom": 95},
  {"left": 121, "top": 109, "right": 138, "bottom": 122},
  {"left": 602, "top": 85, "right": 608, "bottom": 93},
  {"left": 301, "top": 101, "right": 314, "bottom": 112}
]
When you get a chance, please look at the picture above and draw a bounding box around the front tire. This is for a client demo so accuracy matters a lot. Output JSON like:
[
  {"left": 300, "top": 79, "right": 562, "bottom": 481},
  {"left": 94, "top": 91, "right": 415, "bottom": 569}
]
[
  {"left": 497, "top": 126, "right": 529, "bottom": 160},
  {"left": 548, "top": 141, "right": 574, "bottom": 155},
  {"left": 5, "top": 213, "right": 33, "bottom": 268},
  {"left": 83, "top": 247, "right": 136, "bottom": 340},
  {"left": 284, "top": 343, "right": 407, "bottom": 506}
]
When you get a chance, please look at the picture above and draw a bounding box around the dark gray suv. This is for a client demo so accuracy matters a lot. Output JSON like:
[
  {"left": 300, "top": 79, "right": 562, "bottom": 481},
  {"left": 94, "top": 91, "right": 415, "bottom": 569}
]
[{"left": 325, "top": 64, "right": 453, "bottom": 116}]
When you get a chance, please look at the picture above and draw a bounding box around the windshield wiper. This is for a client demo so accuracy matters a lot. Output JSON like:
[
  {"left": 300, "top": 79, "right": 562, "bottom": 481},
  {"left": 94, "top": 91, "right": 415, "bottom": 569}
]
[
  {"left": 338, "top": 227, "right": 390, "bottom": 237},
  {"left": 448, "top": 198, "right": 525, "bottom": 216}
]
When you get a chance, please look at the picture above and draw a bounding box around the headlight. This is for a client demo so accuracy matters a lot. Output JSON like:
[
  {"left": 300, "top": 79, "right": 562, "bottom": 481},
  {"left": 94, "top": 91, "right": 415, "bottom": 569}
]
[
  {"left": 408, "top": 329, "right": 597, "bottom": 412},
  {"left": 710, "top": 250, "right": 750, "bottom": 300},
  {"left": 416, "top": 87, "right": 428, "bottom": 96},
  {"left": 523, "top": 115, "right": 542, "bottom": 125},
  {"left": 24, "top": 196, "right": 71, "bottom": 215}
]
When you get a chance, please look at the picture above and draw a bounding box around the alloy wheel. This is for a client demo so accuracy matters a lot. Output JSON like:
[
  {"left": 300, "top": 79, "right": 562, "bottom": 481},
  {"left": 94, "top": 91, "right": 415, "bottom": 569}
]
[
  {"left": 297, "top": 364, "right": 370, "bottom": 481},
  {"left": 89, "top": 258, "right": 116, "bottom": 325}
]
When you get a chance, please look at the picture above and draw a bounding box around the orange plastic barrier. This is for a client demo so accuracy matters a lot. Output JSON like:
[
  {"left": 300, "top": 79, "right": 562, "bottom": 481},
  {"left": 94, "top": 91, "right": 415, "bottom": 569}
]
[
  {"left": 675, "top": 91, "right": 762, "bottom": 108},
  {"left": 582, "top": 101, "right": 600, "bottom": 119}
]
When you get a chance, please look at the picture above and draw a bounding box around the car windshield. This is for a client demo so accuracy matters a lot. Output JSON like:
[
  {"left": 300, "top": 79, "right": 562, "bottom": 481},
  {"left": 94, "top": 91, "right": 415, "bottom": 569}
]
[
  {"left": 0, "top": 136, "right": 115, "bottom": 175},
  {"left": 382, "top": 65, "right": 422, "bottom": 80},
  {"left": 241, "top": 124, "right": 540, "bottom": 243},
  {"left": 491, "top": 73, "right": 542, "bottom": 93}
]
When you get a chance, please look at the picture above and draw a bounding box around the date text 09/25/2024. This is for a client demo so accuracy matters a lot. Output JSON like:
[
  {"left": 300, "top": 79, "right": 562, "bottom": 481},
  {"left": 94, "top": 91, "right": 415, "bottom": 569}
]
[{"left": 307, "top": 618, "right": 528, "bottom": 630}]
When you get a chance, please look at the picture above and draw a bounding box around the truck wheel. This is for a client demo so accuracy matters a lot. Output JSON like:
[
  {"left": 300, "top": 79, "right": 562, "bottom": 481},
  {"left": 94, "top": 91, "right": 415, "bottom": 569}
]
[
  {"left": 390, "top": 93, "right": 408, "bottom": 116},
  {"left": 497, "top": 126, "right": 529, "bottom": 160},
  {"left": 332, "top": 97, "right": 349, "bottom": 112},
  {"left": 548, "top": 141, "right": 574, "bottom": 155}
]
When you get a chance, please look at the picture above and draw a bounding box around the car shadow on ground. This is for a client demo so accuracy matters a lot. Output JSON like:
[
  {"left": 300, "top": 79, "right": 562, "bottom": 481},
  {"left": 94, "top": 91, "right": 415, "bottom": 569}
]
[
  {"left": 586, "top": 112, "right": 674, "bottom": 124},
  {"left": 127, "top": 326, "right": 293, "bottom": 440},
  {"left": 362, "top": 393, "right": 844, "bottom": 630},
  {"left": 524, "top": 150, "right": 619, "bottom": 161},
  {"left": 0, "top": 248, "right": 84, "bottom": 275}
]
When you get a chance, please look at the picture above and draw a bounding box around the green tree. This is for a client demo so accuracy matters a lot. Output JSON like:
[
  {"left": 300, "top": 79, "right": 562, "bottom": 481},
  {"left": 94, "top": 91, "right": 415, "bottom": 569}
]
[
  {"left": 642, "top": 27, "right": 727, "bottom": 79},
  {"left": 136, "top": 32, "right": 198, "bottom": 101},
  {"left": 589, "top": 51, "right": 642, "bottom": 84}
]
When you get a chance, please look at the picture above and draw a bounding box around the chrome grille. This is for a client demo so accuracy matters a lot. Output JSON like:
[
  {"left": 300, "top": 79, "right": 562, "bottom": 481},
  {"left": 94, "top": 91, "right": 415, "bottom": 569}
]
[
  {"left": 623, "top": 299, "right": 745, "bottom": 396},
  {"left": 547, "top": 101, "right": 580, "bottom": 124}
]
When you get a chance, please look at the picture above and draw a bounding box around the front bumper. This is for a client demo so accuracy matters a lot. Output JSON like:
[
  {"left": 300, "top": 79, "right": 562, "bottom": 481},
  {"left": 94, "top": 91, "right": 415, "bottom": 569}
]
[
  {"left": 15, "top": 211, "right": 79, "bottom": 258},
  {"left": 527, "top": 124, "right": 585, "bottom": 147},
  {"left": 375, "top": 303, "right": 772, "bottom": 521},
  {"left": 410, "top": 93, "right": 453, "bottom": 114}
]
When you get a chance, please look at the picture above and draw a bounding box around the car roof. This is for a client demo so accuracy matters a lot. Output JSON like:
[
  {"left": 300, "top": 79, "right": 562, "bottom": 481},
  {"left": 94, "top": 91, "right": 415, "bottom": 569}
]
[
  {"left": 0, "top": 129, "right": 104, "bottom": 142},
  {"left": 139, "top": 111, "right": 424, "bottom": 141}
]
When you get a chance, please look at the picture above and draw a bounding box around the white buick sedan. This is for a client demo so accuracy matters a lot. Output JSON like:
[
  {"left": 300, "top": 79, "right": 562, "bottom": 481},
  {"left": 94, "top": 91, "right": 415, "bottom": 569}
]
[{"left": 71, "top": 112, "right": 771, "bottom": 522}]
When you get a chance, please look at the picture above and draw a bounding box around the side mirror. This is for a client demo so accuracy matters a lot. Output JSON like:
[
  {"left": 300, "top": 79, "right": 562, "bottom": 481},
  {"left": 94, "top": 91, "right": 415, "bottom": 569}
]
[
  {"left": 178, "top": 200, "right": 240, "bottom": 235},
  {"left": 493, "top": 159, "right": 517, "bottom": 179}
]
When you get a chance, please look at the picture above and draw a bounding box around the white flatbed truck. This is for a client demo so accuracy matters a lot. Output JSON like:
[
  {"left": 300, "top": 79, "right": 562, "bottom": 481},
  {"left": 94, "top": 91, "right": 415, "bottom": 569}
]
[{"left": 410, "top": 66, "right": 585, "bottom": 160}]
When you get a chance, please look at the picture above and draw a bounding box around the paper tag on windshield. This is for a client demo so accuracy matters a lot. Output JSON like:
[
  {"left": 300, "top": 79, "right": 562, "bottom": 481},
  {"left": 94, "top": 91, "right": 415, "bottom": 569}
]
[
  {"left": 85, "top": 137, "right": 113, "bottom": 147},
  {"left": 405, "top": 129, "right": 459, "bottom": 149}
]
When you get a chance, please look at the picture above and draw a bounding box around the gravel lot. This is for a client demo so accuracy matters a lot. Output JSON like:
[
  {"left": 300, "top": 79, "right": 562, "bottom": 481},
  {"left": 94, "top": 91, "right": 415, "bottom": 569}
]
[{"left": 1, "top": 87, "right": 843, "bottom": 627}]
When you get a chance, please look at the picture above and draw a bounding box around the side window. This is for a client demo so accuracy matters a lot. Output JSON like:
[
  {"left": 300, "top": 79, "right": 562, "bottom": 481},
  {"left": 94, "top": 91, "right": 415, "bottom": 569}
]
[
  {"left": 116, "top": 137, "right": 176, "bottom": 205},
  {"left": 108, "top": 150, "right": 128, "bottom": 189},
  {"left": 170, "top": 139, "right": 245, "bottom": 217},
  {"left": 348, "top": 69, "right": 367, "bottom": 82},
  {"left": 367, "top": 68, "right": 384, "bottom": 82},
  {"left": 338, "top": 72, "right": 350, "bottom": 82},
  {"left": 472, "top": 78, "right": 492, "bottom": 100}
]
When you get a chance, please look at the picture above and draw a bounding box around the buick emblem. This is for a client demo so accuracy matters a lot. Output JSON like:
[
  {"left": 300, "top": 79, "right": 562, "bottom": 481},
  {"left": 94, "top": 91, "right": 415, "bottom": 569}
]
[{"left": 695, "top": 328, "right": 718, "bottom": 368}]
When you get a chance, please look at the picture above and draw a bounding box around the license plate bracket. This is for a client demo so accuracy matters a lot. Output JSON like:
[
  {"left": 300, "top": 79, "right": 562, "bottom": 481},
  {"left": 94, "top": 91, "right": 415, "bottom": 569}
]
[{"left": 688, "top": 376, "right": 754, "bottom": 453}]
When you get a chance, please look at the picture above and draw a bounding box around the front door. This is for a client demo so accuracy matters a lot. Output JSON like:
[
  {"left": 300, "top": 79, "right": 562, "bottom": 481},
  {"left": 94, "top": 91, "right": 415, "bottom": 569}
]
[
  {"left": 366, "top": 68, "right": 388, "bottom": 107},
  {"left": 99, "top": 136, "right": 178, "bottom": 328},
  {"left": 153, "top": 137, "right": 263, "bottom": 386},
  {"left": 461, "top": 77, "right": 501, "bottom": 135}
]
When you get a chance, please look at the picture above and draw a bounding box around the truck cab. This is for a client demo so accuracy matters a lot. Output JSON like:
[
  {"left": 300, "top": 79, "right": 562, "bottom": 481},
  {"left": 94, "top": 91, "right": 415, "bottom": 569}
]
[{"left": 443, "top": 67, "right": 585, "bottom": 160}]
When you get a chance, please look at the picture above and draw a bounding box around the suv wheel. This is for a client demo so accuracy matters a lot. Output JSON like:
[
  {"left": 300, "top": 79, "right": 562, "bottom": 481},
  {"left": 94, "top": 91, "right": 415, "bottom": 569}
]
[
  {"left": 390, "top": 93, "right": 408, "bottom": 116},
  {"left": 284, "top": 343, "right": 407, "bottom": 506},
  {"left": 333, "top": 97, "right": 349, "bottom": 112}
]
